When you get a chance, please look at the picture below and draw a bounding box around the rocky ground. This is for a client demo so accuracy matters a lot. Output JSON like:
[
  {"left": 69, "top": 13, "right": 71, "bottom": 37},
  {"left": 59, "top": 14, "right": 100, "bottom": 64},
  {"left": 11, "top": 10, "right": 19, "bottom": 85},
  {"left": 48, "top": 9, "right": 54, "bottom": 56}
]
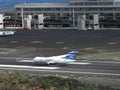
[{"left": 0, "top": 70, "right": 119, "bottom": 90}]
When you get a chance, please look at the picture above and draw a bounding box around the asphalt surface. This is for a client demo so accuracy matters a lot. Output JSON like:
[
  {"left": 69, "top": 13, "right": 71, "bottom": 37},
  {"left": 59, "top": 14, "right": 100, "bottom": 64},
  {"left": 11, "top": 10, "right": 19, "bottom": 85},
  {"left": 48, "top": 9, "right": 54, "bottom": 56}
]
[
  {"left": 0, "top": 30, "right": 120, "bottom": 57},
  {"left": 0, "top": 30, "right": 120, "bottom": 78}
]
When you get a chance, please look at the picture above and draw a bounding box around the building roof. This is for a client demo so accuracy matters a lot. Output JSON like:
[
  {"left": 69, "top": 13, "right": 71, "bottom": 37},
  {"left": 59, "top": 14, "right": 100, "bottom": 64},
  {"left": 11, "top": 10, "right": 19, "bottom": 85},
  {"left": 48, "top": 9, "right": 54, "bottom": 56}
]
[{"left": 15, "top": 3, "right": 70, "bottom": 8}]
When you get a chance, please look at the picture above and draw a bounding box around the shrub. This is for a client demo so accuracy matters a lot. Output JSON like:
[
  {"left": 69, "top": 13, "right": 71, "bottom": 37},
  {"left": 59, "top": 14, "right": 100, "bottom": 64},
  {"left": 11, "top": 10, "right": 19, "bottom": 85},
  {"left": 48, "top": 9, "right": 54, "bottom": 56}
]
[
  {"left": 0, "top": 76, "right": 4, "bottom": 83},
  {"left": 41, "top": 82, "right": 53, "bottom": 89}
]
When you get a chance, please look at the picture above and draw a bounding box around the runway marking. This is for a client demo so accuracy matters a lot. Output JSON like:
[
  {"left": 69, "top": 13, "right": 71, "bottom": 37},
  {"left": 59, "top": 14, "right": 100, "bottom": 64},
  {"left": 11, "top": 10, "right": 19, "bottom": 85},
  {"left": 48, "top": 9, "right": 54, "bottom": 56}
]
[
  {"left": 48, "top": 70, "right": 120, "bottom": 76},
  {"left": 17, "top": 60, "right": 34, "bottom": 62},
  {"left": 68, "top": 62, "right": 91, "bottom": 65},
  {"left": 62, "top": 47, "right": 69, "bottom": 50},
  {"left": 87, "top": 61, "right": 120, "bottom": 64},
  {"left": 0, "top": 57, "right": 17, "bottom": 59},
  {"left": 0, "top": 64, "right": 59, "bottom": 70},
  {"left": 83, "top": 48, "right": 93, "bottom": 50},
  {"left": 30, "top": 41, "right": 43, "bottom": 44},
  {"left": 107, "top": 42, "right": 118, "bottom": 45},
  {"left": 56, "top": 41, "right": 64, "bottom": 44},
  {"left": 0, "top": 68, "right": 120, "bottom": 77},
  {"left": 0, "top": 57, "right": 33, "bottom": 61},
  {"left": 16, "top": 58, "right": 33, "bottom": 61},
  {"left": 15, "top": 57, "right": 91, "bottom": 65},
  {"left": 10, "top": 41, "right": 18, "bottom": 43}
]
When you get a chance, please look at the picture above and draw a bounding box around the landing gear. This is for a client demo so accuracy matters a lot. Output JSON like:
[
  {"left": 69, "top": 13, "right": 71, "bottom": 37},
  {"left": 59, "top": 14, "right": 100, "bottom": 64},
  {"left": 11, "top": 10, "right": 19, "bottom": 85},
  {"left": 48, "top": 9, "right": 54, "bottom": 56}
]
[{"left": 34, "top": 62, "right": 48, "bottom": 66}]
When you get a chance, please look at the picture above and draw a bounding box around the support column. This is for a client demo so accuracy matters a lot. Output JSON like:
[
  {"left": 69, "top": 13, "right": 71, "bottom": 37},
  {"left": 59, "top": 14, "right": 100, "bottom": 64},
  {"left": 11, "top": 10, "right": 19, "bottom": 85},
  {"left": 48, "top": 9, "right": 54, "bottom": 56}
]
[
  {"left": 38, "top": 14, "right": 44, "bottom": 29},
  {"left": 77, "top": 15, "right": 86, "bottom": 30},
  {"left": 0, "top": 14, "right": 3, "bottom": 29},
  {"left": 93, "top": 14, "right": 99, "bottom": 30},
  {"left": 24, "top": 15, "right": 32, "bottom": 30}
]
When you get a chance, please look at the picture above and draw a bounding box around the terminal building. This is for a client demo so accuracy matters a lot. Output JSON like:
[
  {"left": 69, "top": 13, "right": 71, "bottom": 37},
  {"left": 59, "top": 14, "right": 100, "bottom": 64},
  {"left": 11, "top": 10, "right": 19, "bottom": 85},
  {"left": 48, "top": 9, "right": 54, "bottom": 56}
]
[{"left": 2, "top": 0, "right": 120, "bottom": 30}]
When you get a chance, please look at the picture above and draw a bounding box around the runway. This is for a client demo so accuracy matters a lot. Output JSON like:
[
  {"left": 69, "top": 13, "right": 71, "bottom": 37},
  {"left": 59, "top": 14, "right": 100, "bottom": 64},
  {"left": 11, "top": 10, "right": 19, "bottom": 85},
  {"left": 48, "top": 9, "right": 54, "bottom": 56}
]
[
  {"left": 0, "top": 56, "right": 120, "bottom": 78},
  {"left": 0, "top": 30, "right": 120, "bottom": 78}
]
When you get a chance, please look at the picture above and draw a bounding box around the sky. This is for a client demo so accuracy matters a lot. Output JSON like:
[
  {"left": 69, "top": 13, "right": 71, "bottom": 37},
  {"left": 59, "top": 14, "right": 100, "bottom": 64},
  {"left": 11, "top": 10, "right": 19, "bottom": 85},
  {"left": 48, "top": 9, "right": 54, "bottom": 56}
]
[{"left": 0, "top": 0, "right": 69, "bottom": 9}]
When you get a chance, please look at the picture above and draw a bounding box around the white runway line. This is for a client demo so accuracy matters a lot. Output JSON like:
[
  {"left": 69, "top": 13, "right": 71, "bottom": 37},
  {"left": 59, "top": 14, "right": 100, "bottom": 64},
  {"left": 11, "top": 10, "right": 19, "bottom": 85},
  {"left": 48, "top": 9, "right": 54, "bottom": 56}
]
[
  {"left": 88, "top": 61, "right": 120, "bottom": 64},
  {"left": 17, "top": 60, "right": 91, "bottom": 65},
  {"left": 0, "top": 68, "right": 120, "bottom": 77},
  {"left": 68, "top": 62, "right": 91, "bottom": 65},
  {"left": 0, "top": 64, "right": 60, "bottom": 70},
  {"left": 16, "top": 58, "right": 33, "bottom": 61},
  {"left": 0, "top": 64, "right": 119, "bottom": 76},
  {"left": 17, "top": 60, "right": 34, "bottom": 62},
  {"left": 0, "top": 57, "right": 17, "bottom": 59}
]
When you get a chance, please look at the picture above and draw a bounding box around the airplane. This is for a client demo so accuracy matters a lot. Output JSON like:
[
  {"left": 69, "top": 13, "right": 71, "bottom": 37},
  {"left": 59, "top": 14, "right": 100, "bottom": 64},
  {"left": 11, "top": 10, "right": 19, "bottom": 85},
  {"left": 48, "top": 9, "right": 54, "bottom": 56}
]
[
  {"left": 33, "top": 50, "right": 78, "bottom": 65},
  {"left": 17, "top": 50, "right": 91, "bottom": 66},
  {"left": 0, "top": 31, "right": 15, "bottom": 37}
]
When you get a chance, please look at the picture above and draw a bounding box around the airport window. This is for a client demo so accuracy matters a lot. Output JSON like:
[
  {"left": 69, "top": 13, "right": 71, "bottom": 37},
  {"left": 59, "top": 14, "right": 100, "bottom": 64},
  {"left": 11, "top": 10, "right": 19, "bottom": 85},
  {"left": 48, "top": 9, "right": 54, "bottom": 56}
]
[
  {"left": 16, "top": 8, "right": 21, "bottom": 11},
  {"left": 74, "top": 8, "right": 85, "bottom": 11},
  {"left": 99, "top": 2, "right": 113, "bottom": 5},
  {"left": 114, "top": 8, "right": 120, "bottom": 11},
  {"left": 99, "top": 8, "right": 113, "bottom": 11},
  {"left": 75, "top": 8, "right": 82, "bottom": 11},
  {"left": 34, "top": 15, "right": 38, "bottom": 19},
  {"left": 24, "top": 8, "right": 43, "bottom": 11},
  {"left": 89, "top": 15, "right": 93, "bottom": 20},
  {"left": 73, "top": 2, "right": 84, "bottom": 5},
  {"left": 85, "top": 2, "right": 98, "bottom": 5},
  {"left": 85, "top": 8, "right": 99, "bottom": 11},
  {"left": 23, "top": 7, "right": 73, "bottom": 12}
]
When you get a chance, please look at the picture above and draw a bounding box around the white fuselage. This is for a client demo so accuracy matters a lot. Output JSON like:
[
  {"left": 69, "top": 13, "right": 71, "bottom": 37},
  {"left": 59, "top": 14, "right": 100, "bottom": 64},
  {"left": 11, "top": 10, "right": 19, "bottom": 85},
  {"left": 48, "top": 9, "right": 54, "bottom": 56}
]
[
  {"left": 33, "top": 54, "right": 75, "bottom": 64},
  {"left": 0, "top": 31, "right": 15, "bottom": 36}
]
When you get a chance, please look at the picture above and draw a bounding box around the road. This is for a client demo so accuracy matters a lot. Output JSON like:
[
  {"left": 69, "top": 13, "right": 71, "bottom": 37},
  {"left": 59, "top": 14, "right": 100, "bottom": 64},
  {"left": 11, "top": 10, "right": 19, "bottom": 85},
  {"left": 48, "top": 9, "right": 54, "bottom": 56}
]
[{"left": 0, "top": 30, "right": 120, "bottom": 78}]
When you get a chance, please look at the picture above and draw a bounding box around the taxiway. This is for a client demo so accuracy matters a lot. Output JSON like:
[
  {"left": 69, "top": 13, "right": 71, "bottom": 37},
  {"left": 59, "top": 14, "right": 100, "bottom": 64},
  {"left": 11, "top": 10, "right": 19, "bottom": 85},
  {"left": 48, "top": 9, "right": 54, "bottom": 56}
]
[{"left": 0, "top": 30, "right": 120, "bottom": 78}]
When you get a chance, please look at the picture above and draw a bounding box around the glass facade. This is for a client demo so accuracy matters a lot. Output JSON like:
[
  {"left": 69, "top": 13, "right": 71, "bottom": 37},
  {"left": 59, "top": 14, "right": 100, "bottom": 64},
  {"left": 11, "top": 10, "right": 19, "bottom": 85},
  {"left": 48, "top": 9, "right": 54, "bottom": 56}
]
[
  {"left": 70, "top": 0, "right": 114, "bottom": 5},
  {"left": 15, "top": 7, "right": 120, "bottom": 13},
  {"left": 22, "top": 8, "right": 73, "bottom": 12},
  {"left": 4, "top": 0, "right": 120, "bottom": 29}
]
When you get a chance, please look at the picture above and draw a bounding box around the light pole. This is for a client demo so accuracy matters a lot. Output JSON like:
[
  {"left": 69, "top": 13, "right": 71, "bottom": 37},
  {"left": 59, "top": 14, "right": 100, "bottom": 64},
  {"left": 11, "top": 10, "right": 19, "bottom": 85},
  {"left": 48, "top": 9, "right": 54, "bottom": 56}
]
[
  {"left": 21, "top": 7, "right": 24, "bottom": 29},
  {"left": 72, "top": 2, "right": 75, "bottom": 29}
]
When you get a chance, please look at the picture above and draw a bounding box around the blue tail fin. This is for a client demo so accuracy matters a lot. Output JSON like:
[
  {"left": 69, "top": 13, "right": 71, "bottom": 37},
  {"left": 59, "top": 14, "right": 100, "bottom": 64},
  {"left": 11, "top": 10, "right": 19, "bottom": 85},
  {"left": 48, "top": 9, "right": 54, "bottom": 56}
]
[{"left": 65, "top": 50, "right": 77, "bottom": 60}]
